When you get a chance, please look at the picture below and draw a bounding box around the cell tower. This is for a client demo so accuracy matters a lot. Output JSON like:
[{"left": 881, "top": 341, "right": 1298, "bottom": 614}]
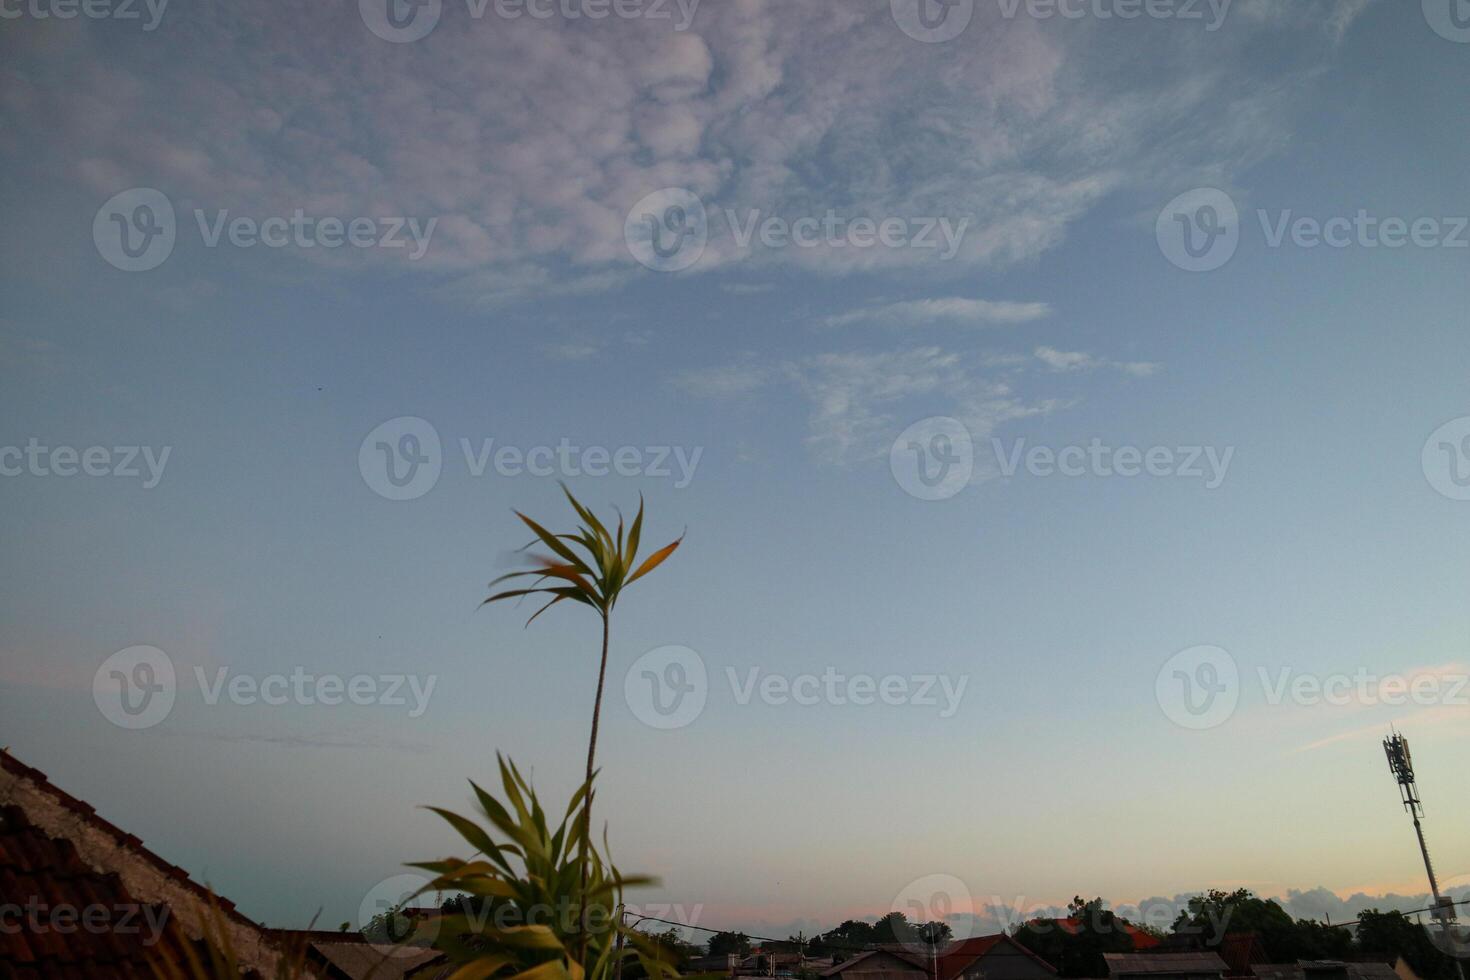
[{"left": 1383, "top": 731, "right": 1465, "bottom": 980}]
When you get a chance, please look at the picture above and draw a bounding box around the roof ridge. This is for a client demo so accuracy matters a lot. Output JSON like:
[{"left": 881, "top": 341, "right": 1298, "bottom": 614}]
[{"left": 0, "top": 749, "right": 261, "bottom": 931}]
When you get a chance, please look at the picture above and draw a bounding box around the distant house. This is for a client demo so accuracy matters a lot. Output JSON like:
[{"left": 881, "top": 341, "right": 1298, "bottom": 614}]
[
  {"left": 1251, "top": 962, "right": 1401, "bottom": 980},
  {"left": 938, "top": 935, "right": 1060, "bottom": 980},
  {"left": 823, "top": 949, "right": 932, "bottom": 980},
  {"left": 1104, "top": 951, "right": 1230, "bottom": 980},
  {"left": 690, "top": 953, "right": 745, "bottom": 975},
  {"left": 276, "top": 929, "right": 443, "bottom": 980},
  {"left": 822, "top": 935, "right": 1058, "bottom": 980},
  {"left": 1155, "top": 930, "right": 1269, "bottom": 976}
]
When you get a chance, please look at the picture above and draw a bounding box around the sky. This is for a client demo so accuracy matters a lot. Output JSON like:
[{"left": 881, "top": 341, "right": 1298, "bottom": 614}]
[{"left": 1, "top": 0, "right": 1469, "bottom": 943}]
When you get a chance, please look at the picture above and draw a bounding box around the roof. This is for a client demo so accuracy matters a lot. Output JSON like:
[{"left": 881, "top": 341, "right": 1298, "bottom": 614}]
[
  {"left": 1040, "top": 918, "right": 1163, "bottom": 951},
  {"left": 938, "top": 934, "right": 1058, "bottom": 980},
  {"left": 278, "top": 930, "right": 443, "bottom": 980},
  {"left": 822, "top": 949, "right": 931, "bottom": 977},
  {"left": 1106, "top": 953, "right": 1230, "bottom": 976},
  {"left": 0, "top": 749, "right": 298, "bottom": 978},
  {"left": 0, "top": 801, "right": 181, "bottom": 978},
  {"left": 1252, "top": 963, "right": 1401, "bottom": 980}
]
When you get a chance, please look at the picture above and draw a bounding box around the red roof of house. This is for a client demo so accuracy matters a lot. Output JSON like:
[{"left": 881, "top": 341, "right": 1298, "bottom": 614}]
[
  {"left": 937, "top": 934, "right": 1058, "bottom": 980},
  {"left": 1045, "top": 918, "right": 1163, "bottom": 950}
]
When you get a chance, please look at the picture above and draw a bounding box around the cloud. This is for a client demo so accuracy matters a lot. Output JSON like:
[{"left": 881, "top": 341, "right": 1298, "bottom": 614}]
[
  {"left": 823, "top": 297, "right": 1052, "bottom": 329},
  {"left": 673, "top": 360, "right": 775, "bottom": 397},
  {"left": 1326, "top": 0, "right": 1377, "bottom": 40},
  {"left": 543, "top": 342, "right": 603, "bottom": 361},
  {"left": 1034, "top": 346, "right": 1162, "bottom": 377},
  {"left": 677, "top": 345, "right": 1077, "bottom": 465},
  {"left": 792, "top": 347, "right": 1048, "bottom": 464},
  {"left": 1, "top": 0, "right": 1366, "bottom": 302}
]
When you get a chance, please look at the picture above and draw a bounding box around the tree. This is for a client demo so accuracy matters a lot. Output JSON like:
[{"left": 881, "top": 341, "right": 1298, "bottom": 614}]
[
  {"left": 871, "top": 912, "right": 918, "bottom": 945},
  {"left": 1014, "top": 897, "right": 1138, "bottom": 978},
  {"left": 709, "top": 932, "right": 752, "bottom": 957},
  {"left": 810, "top": 920, "right": 876, "bottom": 960},
  {"left": 1170, "top": 888, "right": 1356, "bottom": 964},
  {"left": 483, "top": 484, "right": 683, "bottom": 948},
  {"left": 918, "top": 921, "right": 954, "bottom": 949},
  {"left": 1355, "top": 909, "right": 1459, "bottom": 980}
]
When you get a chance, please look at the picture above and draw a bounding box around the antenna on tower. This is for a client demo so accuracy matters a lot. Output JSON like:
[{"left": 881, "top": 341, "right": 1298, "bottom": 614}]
[{"left": 1382, "top": 731, "right": 1466, "bottom": 980}]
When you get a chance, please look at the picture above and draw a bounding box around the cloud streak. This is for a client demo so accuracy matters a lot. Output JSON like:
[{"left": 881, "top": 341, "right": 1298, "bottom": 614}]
[{"left": 823, "top": 297, "right": 1053, "bottom": 329}]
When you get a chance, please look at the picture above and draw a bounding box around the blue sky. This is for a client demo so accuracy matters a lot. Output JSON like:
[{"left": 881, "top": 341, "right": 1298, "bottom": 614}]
[{"left": 2, "top": 0, "right": 1469, "bottom": 941}]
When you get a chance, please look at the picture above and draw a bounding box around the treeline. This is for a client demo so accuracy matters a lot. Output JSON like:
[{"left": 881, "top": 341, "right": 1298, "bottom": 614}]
[
  {"left": 1013, "top": 892, "right": 1463, "bottom": 980},
  {"left": 680, "top": 891, "right": 1464, "bottom": 980}
]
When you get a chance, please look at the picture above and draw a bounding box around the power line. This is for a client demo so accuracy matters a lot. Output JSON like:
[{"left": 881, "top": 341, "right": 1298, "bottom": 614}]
[
  {"left": 1322, "top": 897, "right": 1470, "bottom": 932},
  {"left": 628, "top": 913, "right": 939, "bottom": 955}
]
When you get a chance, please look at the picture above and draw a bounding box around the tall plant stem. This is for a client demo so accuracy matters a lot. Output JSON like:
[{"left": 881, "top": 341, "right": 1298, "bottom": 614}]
[
  {"left": 587, "top": 612, "right": 610, "bottom": 789},
  {"left": 578, "top": 612, "right": 611, "bottom": 960}
]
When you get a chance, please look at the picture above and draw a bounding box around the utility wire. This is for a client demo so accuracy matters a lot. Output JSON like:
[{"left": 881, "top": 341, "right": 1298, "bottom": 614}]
[{"left": 629, "top": 913, "right": 943, "bottom": 955}]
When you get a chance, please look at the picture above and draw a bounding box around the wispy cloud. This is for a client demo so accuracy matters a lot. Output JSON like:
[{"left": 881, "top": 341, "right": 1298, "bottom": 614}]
[
  {"left": 1325, "top": 0, "right": 1377, "bottom": 41},
  {"left": 677, "top": 345, "right": 1094, "bottom": 465},
  {"left": 823, "top": 297, "right": 1052, "bottom": 329},
  {"left": 1034, "top": 346, "right": 1162, "bottom": 377},
  {"left": 543, "top": 342, "right": 603, "bottom": 361}
]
